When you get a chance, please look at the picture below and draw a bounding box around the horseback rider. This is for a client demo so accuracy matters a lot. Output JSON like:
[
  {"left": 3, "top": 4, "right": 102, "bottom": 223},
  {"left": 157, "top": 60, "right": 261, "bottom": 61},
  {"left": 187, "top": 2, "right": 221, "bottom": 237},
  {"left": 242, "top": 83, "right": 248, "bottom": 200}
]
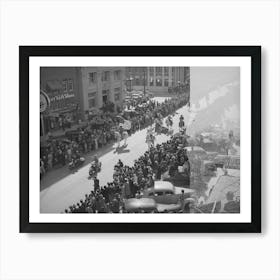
[
  {"left": 146, "top": 128, "right": 155, "bottom": 149},
  {"left": 89, "top": 155, "right": 101, "bottom": 178},
  {"left": 115, "top": 129, "right": 121, "bottom": 149},
  {"left": 179, "top": 117, "right": 185, "bottom": 129}
]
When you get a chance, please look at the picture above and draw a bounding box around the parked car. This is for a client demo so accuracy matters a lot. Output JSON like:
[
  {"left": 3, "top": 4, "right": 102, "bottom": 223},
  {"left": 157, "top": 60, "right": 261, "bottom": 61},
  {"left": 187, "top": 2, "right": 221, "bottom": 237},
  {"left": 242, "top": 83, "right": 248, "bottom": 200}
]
[
  {"left": 162, "top": 170, "right": 190, "bottom": 187},
  {"left": 142, "top": 181, "right": 194, "bottom": 212}
]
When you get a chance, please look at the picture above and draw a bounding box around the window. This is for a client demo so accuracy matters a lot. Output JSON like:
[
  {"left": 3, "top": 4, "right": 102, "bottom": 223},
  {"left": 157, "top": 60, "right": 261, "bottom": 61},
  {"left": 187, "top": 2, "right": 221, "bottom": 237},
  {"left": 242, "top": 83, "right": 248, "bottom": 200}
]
[
  {"left": 88, "top": 72, "right": 97, "bottom": 85},
  {"left": 155, "top": 191, "right": 163, "bottom": 196},
  {"left": 115, "top": 93, "right": 120, "bottom": 101},
  {"left": 156, "top": 77, "right": 162, "bottom": 86},
  {"left": 89, "top": 98, "right": 96, "bottom": 108},
  {"left": 102, "top": 89, "right": 110, "bottom": 103},
  {"left": 114, "top": 87, "right": 121, "bottom": 101},
  {"left": 102, "top": 71, "right": 110, "bottom": 82},
  {"left": 156, "top": 67, "right": 162, "bottom": 75},
  {"left": 164, "top": 78, "right": 169, "bottom": 87},
  {"left": 88, "top": 91, "right": 96, "bottom": 98},
  {"left": 103, "top": 95, "right": 108, "bottom": 103},
  {"left": 68, "top": 79, "right": 74, "bottom": 91},
  {"left": 134, "top": 75, "right": 140, "bottom": 85},
  {"left": 114, "top": 70, "right": 121, "bottom": 80},
  {"left": 62, "top": 80, "right": 67, "bottom": 92},
  {"left": 149, "top": 67, "right": 154, "bottom": 76},
  {"left": 164, "top": 67, "right": 169, "bottom": 75},
  {"left": 150, "top": 77, "right": 154, "bottom": 86},
  {"left": 102, "top": 89, "right": 109, "bottom": 96}
]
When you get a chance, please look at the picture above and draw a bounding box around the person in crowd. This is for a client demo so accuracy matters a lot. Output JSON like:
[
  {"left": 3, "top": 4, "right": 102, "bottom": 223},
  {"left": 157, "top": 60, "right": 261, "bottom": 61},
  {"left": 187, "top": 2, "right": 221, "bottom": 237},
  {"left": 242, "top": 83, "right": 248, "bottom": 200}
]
[
  {"left": 93, "top": 176, "right": 100, "bottom": 192},
  {"left": 145, "top": 128, "right": 154, "bottom": 149},
  {"left": 47, "top": 151, "right": 53, "bottom": 170},
  {"left": 182, "top": 158, "right": 190, "bottom": 176},
  {"left": 165, "top": 116, "right": 172, "bottom": 131},
  {"left": 40, "top": 158, "right": 45, "bottom": 179},
  {"left": 91, "top": 155, "right": 97, "bottom": 165},
  {"left": 179, "top": 190, "right": 185, "bottom": 209},
  {"left": 179, "top": 116, "right": 185, "bottom": 131}
]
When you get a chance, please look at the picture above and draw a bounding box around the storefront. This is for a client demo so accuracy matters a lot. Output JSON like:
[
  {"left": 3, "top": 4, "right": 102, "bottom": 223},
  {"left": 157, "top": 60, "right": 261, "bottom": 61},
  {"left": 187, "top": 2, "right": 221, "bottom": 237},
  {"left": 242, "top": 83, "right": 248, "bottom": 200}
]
[
  {"left": 42, "top": 105, "right": 79, "bottom": 133},
  {"left": 40, "top": 67, "right": 83, "bottom": 137}
]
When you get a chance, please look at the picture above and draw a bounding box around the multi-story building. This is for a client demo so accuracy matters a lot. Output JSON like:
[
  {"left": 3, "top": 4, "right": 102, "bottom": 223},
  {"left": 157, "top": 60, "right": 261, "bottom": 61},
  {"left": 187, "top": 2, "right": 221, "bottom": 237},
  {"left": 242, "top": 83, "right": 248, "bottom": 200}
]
[
  {"left": 79, "top": 67, "right": 125, "bottom": 114},
  {"left": 125, "top": 67, "right": 190, "bottom": 93},
  {"left": 40, "top": 66, "right": 188, "bottom": 138},
  {"left": 40, "top": 67, "right": 126, "bottom": 137},
  {"left": 40, "top": 67, "right": 83, "bottom": 136}
]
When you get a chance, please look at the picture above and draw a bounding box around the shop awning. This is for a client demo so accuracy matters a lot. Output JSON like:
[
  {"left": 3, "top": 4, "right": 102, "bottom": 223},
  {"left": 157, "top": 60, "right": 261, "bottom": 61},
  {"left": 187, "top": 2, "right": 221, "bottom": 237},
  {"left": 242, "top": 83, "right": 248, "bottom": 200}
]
[
  {"left": 46, "top": 80, "right": 62, "bottom": 91},
  {"left": 48, "top": 107, "right": 76, "bottom": 117}
]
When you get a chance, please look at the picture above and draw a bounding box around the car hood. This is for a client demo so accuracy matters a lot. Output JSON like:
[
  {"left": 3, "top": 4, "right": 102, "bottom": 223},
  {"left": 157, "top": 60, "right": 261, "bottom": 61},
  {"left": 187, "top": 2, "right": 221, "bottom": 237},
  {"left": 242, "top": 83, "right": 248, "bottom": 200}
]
[{"left": 156, "top": 203, "right": 182, "bottom": 213}]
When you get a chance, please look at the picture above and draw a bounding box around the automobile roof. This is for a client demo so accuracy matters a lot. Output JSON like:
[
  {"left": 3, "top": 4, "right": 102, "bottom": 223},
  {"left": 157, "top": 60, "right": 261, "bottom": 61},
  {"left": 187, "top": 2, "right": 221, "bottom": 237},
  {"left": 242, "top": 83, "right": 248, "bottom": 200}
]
[{"left": 153, "top": 181, "right": 174, "bottom": 191}]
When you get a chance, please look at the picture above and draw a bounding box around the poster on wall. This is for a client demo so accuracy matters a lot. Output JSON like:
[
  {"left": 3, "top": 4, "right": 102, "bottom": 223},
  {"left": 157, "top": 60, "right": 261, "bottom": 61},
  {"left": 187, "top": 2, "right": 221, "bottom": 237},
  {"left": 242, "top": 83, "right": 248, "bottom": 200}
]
[{"left": 20, "top": 46, "right": 261, "bottom": 233}]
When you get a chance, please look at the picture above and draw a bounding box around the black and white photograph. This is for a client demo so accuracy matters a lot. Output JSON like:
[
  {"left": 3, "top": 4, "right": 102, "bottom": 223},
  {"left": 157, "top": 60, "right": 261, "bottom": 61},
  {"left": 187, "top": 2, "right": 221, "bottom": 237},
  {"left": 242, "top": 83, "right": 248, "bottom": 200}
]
[
  {"left": 19, "top": 46, "right": 261, "bottom": 232},
  {"left": 2, "top": 1, "right": 279, "bottom": 279},
  {"left": 39, "top": 66, "right": 241, "bottom": 215}
]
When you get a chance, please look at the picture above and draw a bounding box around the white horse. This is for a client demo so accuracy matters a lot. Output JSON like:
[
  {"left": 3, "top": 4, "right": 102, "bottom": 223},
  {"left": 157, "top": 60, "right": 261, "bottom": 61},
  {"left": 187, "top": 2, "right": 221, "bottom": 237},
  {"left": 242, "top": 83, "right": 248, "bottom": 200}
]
[
  {"left": 122, "top": 130, "right": 129, "bottom": 146},
  {"left": 146, "top": 130, "right": 155, "bottom": 149}
]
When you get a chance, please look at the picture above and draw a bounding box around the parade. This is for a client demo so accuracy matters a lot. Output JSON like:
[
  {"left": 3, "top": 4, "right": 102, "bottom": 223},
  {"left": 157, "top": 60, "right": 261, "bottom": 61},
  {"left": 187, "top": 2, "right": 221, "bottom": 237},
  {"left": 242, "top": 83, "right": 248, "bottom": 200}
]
[{"left": 40, "top": 66, "right": 240, "bottom": 214}]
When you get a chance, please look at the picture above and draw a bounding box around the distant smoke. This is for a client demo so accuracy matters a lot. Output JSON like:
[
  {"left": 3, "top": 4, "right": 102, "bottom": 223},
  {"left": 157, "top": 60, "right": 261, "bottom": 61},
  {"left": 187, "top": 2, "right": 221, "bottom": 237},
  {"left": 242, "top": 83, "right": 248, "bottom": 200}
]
[{"left": 189, "top": 67, "right": 240, "bottom": 133}]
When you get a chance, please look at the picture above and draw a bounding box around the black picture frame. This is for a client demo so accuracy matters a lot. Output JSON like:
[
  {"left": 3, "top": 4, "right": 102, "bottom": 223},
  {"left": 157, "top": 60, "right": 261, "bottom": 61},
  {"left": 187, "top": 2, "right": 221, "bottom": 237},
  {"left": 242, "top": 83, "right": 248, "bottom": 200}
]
[{"left": 20, "top": 46, "right": 261, "bottom": 233}]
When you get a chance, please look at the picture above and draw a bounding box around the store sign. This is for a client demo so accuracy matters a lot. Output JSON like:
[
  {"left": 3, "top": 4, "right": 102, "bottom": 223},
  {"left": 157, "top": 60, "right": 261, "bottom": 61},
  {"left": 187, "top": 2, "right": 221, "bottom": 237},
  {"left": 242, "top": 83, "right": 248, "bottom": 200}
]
[
  {"left": 50, "top": 93, "right": 75, "bottom": 102},
  {"left": 40, "top": 90, "right": 50, "bottom": 113}
]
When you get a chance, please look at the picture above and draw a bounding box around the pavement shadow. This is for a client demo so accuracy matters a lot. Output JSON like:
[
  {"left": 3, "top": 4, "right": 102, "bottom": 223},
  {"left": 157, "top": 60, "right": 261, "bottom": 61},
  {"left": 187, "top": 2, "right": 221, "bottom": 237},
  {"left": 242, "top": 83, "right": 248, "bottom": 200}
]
[
  {"left": 40, "top": 143, "right": 115, "bottom": 191},
  {"left": 114, "top": 145, "right": 130, "bottom": 154}
]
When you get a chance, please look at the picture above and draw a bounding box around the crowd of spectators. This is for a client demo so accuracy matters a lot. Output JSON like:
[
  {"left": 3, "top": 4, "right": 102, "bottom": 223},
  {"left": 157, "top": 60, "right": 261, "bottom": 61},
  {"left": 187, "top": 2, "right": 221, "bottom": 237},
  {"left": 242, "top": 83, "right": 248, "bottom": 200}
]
[
  {"left": 65, "top": 133, "right": 190, "bottom": 213},
  {"left": 40, "top": 94, "right": 189, "bottom": 179}
]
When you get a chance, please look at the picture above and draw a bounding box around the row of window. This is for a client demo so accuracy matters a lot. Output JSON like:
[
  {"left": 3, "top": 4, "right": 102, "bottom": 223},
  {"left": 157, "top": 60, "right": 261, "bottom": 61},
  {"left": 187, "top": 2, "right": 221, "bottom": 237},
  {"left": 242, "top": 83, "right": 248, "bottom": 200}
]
[
  {"left": 88, "top": 70, "right": 122, "bottom": 85},
  {"left": 149, "top": 77, "right": 170, "bottom": 87},
  {"left": 149, "top": 67, "right": 170, "bottom": 76},
  {"left": 88, "top": 87, "right": 121, "bottom": 108},
  {"left": 131, "top": 75, "right": 171, "bottom": 87}
]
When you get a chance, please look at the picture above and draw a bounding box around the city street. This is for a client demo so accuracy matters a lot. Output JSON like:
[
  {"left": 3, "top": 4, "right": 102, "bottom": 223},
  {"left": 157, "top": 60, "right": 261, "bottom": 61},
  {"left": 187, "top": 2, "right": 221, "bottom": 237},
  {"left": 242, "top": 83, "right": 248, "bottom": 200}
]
[
  {"left": 40, "top": 97, "right": 191, "bottom": 213},
  {"left": 40, "top": 66, "right": 240, "bottom": 213}
]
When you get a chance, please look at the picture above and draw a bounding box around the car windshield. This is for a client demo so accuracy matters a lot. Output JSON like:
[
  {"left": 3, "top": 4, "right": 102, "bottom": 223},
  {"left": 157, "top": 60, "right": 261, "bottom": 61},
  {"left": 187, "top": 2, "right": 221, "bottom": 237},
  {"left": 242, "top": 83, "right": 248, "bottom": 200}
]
[
  {"left": 165, "top": 191, "right": 173, "bottom": 195},
  {"left": 155, "top": 191, "right": 163, "bottom": 196}
]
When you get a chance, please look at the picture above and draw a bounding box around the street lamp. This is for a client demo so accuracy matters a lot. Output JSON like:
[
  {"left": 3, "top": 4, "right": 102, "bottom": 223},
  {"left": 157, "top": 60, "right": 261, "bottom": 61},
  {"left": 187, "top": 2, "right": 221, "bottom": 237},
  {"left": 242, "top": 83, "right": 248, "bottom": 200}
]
[
  {"left": 177, "top": 81, "right": 181, "bottom": 94},
  {"left": 126, "top": 76, "right": 133, "bottom": 92},
  {"left": 129, "top": 77, "right": 133, "bottom": 92}
]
